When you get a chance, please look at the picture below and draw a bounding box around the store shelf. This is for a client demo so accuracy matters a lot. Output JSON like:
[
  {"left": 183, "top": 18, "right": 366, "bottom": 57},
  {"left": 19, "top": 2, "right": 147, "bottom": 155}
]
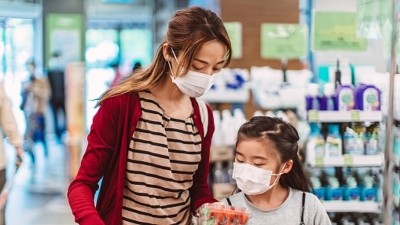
[
  {"left": 251, "top": 87, "right": 306, "bottom": 110},
  {"left": 210, "top": 145, "right": 234, "bottom": 163},
  {"left": 306, "top": 154, "right": 384, "bottom": 167},
  {"left": 307, "top": 110, "right": 383, "bottom": 123},
  {"left": 212, "top": 183, "right": 236, "bottom": 200},
  {"left": 199, "top": 88, "right": 250, "bottom": 103},
  {"left": 322, "top": 201, "right": 381, "bottom": 213}
]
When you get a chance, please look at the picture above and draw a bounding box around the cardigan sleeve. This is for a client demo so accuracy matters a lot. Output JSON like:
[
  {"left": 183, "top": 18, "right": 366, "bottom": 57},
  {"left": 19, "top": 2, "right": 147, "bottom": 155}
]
[
  {"left": 190, "top": 101, "right": 218, "bottom": 212},
  {"left": 67, "top": 96, "right": 121, "bottom": 225}
]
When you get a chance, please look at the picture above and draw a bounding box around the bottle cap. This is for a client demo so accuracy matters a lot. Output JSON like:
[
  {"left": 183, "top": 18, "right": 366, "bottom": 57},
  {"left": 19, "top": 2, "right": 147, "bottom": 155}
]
[
  {"left": 324, "top": 83, "right": 335, "bottom": 96},
  {"left": 307, "top": 83, "right": 319, "bottom": 96}
]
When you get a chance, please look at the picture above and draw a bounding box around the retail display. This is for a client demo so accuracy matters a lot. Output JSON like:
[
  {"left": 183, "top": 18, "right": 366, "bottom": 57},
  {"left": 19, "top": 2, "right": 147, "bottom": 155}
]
[{"left": 305, "top": 81, "right": 385, "bottom": 224}]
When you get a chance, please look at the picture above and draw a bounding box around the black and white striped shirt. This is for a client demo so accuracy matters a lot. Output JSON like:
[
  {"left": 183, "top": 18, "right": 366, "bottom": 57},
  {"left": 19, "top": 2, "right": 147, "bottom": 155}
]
[{"left": 122, "top": 91, "right": 202, "bottom": 225}]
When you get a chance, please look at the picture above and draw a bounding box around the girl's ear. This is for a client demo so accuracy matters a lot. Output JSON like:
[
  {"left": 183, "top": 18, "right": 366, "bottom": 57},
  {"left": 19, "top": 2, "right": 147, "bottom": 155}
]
[
  {"left": 162, "top": 43, "right": 172, "bottom": 61},
  {"left": 282, "top": 160, "right": 293, "bottom": 174}
]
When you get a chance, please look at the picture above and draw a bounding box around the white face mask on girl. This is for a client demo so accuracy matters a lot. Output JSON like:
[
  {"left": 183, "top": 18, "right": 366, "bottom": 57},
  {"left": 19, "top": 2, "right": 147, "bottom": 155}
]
[
  {"left": 167, "top": 49, "right": 216, "bottom": 98},
  {"left": 232, "top": 162, "right": 285, "bottom": 195}
]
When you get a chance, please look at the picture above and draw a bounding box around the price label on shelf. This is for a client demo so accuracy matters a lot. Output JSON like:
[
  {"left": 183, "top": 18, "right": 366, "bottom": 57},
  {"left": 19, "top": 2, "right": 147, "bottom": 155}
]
[
  {"left": 315, "top": 156, "right": 324, "bottom": 166},
  {"left": 343, "top": 154, "right": 354, "bottom": 166},
  {"left": 308, "top": 110, "right": 319, "bottom": 121},
  {"left": 350, "top": 111, "right": 361, "bottom": 121}
]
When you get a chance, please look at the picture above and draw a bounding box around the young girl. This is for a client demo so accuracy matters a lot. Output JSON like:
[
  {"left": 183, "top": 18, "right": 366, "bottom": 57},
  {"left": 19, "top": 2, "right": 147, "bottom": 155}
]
[{"left": 221, "top": 116, "right": 331, "bottom": 225}]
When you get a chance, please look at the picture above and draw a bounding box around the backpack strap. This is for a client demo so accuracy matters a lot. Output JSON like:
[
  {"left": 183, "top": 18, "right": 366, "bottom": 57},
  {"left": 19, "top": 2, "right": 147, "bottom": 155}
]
[
  {"left": 197, "top": 100, "right": 208, "bottom": 138},
  {"left": 226, "top": 197, "right": 232, "bottom": 206},
  {"left": 300, "top": 192, "right": 305, "bottom": 225}
]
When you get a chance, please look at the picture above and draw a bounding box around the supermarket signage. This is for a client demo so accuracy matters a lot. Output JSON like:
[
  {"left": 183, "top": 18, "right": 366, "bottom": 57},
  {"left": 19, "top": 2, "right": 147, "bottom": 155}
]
[
  {"left": 224, "top": 22, "right": 242, "bottom": 59},
  {"left": 312, "top": 11, "right": 367, "bottom": 51},
  {"left": 260, "top": 23, "right": 308, "bottom": 59},
  {"left": 46, "top": 13, "right": 84, "bottom": 69},
  {"left": 356, "top": 0, "right": 391, "bottom": 39}
]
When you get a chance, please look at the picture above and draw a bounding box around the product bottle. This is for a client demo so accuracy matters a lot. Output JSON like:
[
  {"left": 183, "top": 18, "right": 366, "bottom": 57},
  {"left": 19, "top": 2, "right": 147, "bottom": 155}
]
[
  {"left": 360, "top": 175, "right": 377, "bottom": 201},
  {"left": 335, "top": 84, "right": 355, "bottom": 111},
  {"left": 325, "top": 176, "right": 343, "bottom": 201},
  {"left": 393, "top": 123, "right": 400, "bottom": 157},
  {"left": 221, "top": 110, "right": 234, "bottom": 145},
  {"left": 334, "top": 58, "right": 342, "bottom": 89},
  {"left": 318, "top": 83, "right": 336, "bottom": 111},
  {"left": 325, "top": 124, "right": 342, "bottom": 157},
  {"left": 213, "top": 161, "right": 227, "bottom": 184},
  {"left": 343, "top": 127, "right": 363, "bottom": 155},
  {"left": 212, "top": 110, "right": 223, "bottom": 146},
  {"left": 393, "top": 173, "right": 400, "bottom": 207},
  {"left": 354, "top": 83, "right": 381, "bottom": 111},
  {"left": 226, "top": 162, "right": 235, "bottom": 184},
  {"left": 343, "top": 176, "right": 360, "bottom": 201},
  {"left": 365, "top": 123, "right": 380, "bottom": 155},
  {"left": 307, "top": 123, "right": 326, "bottom": 158},
  {"left": 352, "top": 122, "right": 366, "bottom": 154},
  {"left": 305, "top": 83, "right": 320, "bottom": 110},
  {"left": 310, "top": 176, "right": 325, "bottom": 200}
]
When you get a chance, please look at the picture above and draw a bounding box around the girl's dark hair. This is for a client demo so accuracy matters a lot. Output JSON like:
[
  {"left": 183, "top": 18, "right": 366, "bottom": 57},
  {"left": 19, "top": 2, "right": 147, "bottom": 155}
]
[{"left": 235, "top": 116, "right": 311, "bottom": 192}]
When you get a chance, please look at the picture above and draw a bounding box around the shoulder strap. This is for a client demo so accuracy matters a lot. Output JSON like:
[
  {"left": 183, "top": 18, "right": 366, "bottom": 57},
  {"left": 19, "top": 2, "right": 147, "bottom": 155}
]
[
  {"left": 197, "top": 100, "right": 208, "bottom": 138},
  {"left": 300, "top": 192, "right": 305, "bottom": 225},
  {"left": 226, "top": 197, "right": 232, "bottom": 206}
]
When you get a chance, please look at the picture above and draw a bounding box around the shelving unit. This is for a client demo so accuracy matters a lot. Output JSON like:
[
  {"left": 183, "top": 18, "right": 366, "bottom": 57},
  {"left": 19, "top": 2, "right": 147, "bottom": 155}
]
[
  {"left": 209, "top": 145, "right": 234, "bottom": 163},
  {"left": 209, "top": 145, "right": 236, "bottom": 200},
  {"left": 307, "top": 110, "right": 383, "bottom": 123},
  {"left": 305, "top": 110, "right": 384, "bottom": 217},
  {"left": 322, "top": 201, "right": 381, "bottom": 213},
  {"left": 199, "top": 89, "right": 250, "bottom": 104},
  {"left": 306, "top": 154, "right": 384, "bottom": 167}
]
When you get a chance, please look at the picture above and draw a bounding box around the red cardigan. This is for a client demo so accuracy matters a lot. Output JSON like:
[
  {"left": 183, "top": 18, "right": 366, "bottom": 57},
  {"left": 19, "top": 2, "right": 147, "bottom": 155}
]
[{"left": 67, "top": 92, "right": 217, "bottom": 225}]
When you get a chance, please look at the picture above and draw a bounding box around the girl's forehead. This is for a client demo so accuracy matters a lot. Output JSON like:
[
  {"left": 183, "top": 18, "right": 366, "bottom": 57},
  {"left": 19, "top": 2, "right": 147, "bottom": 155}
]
[{"left": 237, "top": 138, "right": 279, "bottom": 158}]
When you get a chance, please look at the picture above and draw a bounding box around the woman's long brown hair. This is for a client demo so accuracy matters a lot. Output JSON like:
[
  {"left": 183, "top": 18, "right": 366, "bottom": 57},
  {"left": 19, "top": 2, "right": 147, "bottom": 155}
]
[{"left": 96, "top": 6, "right": 232, "bottom": 106}]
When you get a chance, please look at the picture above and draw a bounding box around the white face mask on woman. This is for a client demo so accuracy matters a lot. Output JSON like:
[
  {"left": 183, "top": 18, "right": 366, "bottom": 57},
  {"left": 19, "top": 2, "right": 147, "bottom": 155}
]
[
  {"left": 167, "top": 48, "right": 216, "bottom": 98},
  {"left": 232, "top": 162, "right": 285, "bottom": 195}
]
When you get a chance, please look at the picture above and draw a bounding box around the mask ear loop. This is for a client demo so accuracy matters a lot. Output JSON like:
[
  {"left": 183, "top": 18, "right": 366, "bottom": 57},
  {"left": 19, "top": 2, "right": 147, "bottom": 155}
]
[
  {"left": 269, "top": 162, "right": 287, "bottom": 187},
  {"left": 167, "top": 61, "right": 174, "bottom": 79},
  {"left": 170, "top": 48, "right": 179, "bottom": 62},
  {"left": 168, "top": 48, "right": 179, "bottom": 80}
]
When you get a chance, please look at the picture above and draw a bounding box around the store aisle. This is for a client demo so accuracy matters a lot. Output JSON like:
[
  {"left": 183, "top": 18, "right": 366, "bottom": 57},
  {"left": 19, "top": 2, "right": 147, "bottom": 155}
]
[{"left": 4, "top": 135, "right": 76, "bottom": 225}]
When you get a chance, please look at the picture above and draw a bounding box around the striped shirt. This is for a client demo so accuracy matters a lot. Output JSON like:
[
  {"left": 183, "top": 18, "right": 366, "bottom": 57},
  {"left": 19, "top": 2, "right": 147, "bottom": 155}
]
[{"left": 122, "top": 91, "right": 202, "bottom": 225}]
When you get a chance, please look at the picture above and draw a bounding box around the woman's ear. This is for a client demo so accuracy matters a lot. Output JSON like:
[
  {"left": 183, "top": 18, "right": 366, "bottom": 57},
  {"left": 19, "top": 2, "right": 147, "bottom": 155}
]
[{"left": 162, "top": 43, "right": 172, "bottom": 61}]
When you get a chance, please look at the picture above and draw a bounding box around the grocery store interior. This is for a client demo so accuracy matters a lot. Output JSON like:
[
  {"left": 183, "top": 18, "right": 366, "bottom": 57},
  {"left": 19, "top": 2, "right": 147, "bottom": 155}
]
[{"left": 0, "top": 0, "right": 399, "bottom": 224}]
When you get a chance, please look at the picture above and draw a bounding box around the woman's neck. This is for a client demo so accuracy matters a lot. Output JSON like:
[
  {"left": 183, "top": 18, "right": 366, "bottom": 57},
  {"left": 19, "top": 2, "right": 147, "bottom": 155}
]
[{"left": 149, "top": 77, "right": 192, "bottom": 119}]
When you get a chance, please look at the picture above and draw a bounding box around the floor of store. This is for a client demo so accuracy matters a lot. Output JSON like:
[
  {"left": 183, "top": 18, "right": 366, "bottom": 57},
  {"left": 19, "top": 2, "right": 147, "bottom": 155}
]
[{"left": 5, "top": 134, "right": 76, "bottom": 225}]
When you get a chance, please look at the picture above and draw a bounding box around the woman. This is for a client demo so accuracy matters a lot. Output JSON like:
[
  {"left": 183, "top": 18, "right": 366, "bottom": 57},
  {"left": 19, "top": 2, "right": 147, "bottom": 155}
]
[
  {"left": 221, "top": 116, "right": 331, "bottom": 225},
  {"left": 67, "top": 6, "right": 232, "bottom": 225},
  {"left": 0, "top": 82, "right": 24, "bottom": 225}
]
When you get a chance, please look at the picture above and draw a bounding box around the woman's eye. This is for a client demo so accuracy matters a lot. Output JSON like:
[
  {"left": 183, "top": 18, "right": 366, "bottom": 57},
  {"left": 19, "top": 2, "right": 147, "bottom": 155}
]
[
  {"left": 191, "top": 65, "right": 202, "bottom": 71},
  {"left": 213, "top": 68, "right": 222, "bottom": 73}
]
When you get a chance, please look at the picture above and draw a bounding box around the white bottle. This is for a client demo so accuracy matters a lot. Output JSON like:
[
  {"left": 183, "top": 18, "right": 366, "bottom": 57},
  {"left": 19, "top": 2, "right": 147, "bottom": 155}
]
[
  {"left": 212, "top": 110, "right": 223, "bottom": 146},
  {"left": 323, "top": 83, "right": 336, "bottom": 111},
  {"left": 221, "top": 109, "right": 234, "bottom": 145}
]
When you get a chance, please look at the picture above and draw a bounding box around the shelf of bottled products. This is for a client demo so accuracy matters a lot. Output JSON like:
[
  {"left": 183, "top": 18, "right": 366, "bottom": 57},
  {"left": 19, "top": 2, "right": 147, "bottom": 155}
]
[
  {"left": 306, "top": 110, "right": 383, "bottom": 215},
  {"left": 322, "top": 201, "right": 381, "bottom": 213},
  {"left": 307, "top": 110, "right": 383, "bottom": 123},
  {"left": 306, "top": 153, "right": 384, "bottom": 167},
  {"left": 209, "top": 145, "right": 235, "bottom": 200}
]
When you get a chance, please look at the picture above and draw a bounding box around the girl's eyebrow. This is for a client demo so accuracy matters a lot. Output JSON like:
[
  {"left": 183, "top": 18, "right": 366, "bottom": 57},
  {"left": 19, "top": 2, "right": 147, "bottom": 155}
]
[
  {"left": 252, "top": 156, "right": 268, "bottom": 161},
  {"left": 194, "top": 58, "right": 225, "bottom": 65}
]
